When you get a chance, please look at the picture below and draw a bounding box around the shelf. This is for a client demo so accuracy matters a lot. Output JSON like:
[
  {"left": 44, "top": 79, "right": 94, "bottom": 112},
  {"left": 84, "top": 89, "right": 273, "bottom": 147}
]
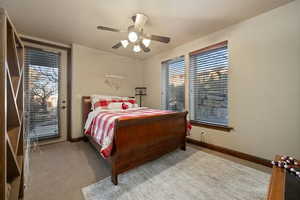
[
  {"left": 16, "top": 155, "right": 23, "bottom": 171},
  {"left": 6, "top": 71, "right": 21, "bottom": 127},
  {"left": 17, "top": 123, "right": 23, "bottom": 157},
  {"left": 7, "top": 126, "right": 20, "bottom": 154},
  {"left": 15, "top": 68, "right": 23, "bottom": 100},
  {"left": 12, "top": 33, "right": 21, "bottom": 73},
  {"left": 6, "top": 140, "right": 21, "bottom": 182},
  {"left": 14, "top": 32, "right": 24, "bottom": 72},
  {"left": 9, "top": 19, "right": 24, "bottom": 49},
  {"left": 16, "top": 75, "right": 23, "bottom": 115},
  {"left": 6, "top": 183, "right": 12, "bottom": 200},
  {"left": 1, "top": 10, "right": 24, "bottom": 200},
  {"left": 6, "top": 64, "right": 20, "bottom": 97},
  {"left": 8, "top": 175, "right": 21, "bottom": 200},
  {"left": 17, "top": 47, "right": 24, "bottom": 71},
  {"left": 11, "top": 76, "right": 19, "bottom": 94},
  {"left": 19, "top": 166, "right": 24, "bottom": 199},
  {"left": 6, "top": 22, "right": 20, "bottom": 77}
]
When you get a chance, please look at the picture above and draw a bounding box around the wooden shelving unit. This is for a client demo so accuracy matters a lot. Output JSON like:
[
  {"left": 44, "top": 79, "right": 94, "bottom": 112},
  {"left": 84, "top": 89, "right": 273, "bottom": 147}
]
[{"left": 0, "top": 8, "right": 24, "bottom": 200}]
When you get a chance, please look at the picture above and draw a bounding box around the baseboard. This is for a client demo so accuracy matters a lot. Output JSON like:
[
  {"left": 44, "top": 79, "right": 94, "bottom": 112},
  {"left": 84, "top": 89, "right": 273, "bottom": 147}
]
[
  {"left": 186, "top": 138, "right": 272, "bottom": 168},
  {"left": 69, "top": 136, "right": 85, "bottom": 142},
  {"left": 70, "top": 137, "right": 272, "bottom": 167}
]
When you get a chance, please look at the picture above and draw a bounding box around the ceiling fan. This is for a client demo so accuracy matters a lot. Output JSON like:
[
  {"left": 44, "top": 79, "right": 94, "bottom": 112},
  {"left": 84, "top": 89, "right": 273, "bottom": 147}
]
[{"left": 97, "top": 13, "right": 171, "bottom": 53}]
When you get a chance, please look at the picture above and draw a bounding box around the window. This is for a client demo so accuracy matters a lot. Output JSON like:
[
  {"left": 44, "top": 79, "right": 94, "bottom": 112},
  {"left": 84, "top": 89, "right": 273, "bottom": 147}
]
[
  {"left": 161, "top": 56, "right": 185, "bottom": 111},
  {"left": 189, "top": 41, "right": 229, "bottom": 126}
]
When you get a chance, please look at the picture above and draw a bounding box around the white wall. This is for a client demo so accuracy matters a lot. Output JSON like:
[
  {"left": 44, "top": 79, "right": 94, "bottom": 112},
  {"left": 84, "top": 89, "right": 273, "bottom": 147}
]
[
  {"left": 142, "top": 1, "right": 300, "bottom": 160},
  {"left": 71, "top": 44, "right": 143, "bottom": 138}
]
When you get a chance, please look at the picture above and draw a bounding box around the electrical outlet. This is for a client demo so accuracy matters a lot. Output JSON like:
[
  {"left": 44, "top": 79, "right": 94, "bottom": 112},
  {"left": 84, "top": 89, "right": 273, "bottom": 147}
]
[{"left": 200, "top": 131, "right": 205, "bottom": 142}]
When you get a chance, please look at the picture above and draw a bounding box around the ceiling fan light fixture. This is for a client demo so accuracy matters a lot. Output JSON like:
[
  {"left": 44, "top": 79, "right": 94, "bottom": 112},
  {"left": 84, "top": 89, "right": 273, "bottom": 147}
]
[
  {"left": 133, "top": 45, "right": 141, "bottom": 52},
  {"left": 128, "top": 31, "right": 138, "bottom": 43},
  {"left": 142, "top": 38, "right": 151, "bottom": 47},
  {"left": 97, "top": 13, "right": 171, "bottom": 53},
  {"left": 121, "top": 40, "right": 129, "bottom": 48}
]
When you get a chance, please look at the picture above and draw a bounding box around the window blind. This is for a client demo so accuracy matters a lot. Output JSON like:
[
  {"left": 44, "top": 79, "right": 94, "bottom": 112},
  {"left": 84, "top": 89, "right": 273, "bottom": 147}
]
[
  {"left": 162, "top": 56, "right": 185, "bottom": 111},
  {"left": 189, "top": 42, "right": 228, "bottom": 125},
  {"left": 24, "top": 47, "right": 61, "bottom": 140}
]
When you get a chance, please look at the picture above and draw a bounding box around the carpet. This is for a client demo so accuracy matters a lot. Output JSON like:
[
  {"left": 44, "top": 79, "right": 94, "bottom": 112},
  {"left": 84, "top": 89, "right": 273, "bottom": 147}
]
[{"left": 82, "top": 147, "right": 270, "bottom": 200}]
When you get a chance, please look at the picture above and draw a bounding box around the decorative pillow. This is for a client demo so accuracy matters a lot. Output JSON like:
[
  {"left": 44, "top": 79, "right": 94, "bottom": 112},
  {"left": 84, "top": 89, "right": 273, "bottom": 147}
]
[
  {"left": 94, "top": 100, "right": 110, "bottom": 109},
  {"left": 127, "top": 99, "right": 136, "bottom": 104},
  {"left": 122, "top": 103, "right": 129, "bottom": 110}
]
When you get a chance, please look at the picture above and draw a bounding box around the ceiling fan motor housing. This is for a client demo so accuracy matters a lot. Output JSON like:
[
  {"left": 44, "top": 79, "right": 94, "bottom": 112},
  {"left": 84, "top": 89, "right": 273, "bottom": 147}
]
[{"left": 133, "top": 13, "right": 148, "bottom": 31}]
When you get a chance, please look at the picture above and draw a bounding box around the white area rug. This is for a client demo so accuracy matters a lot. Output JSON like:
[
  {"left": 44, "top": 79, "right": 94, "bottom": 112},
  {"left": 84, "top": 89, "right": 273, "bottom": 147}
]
[{"left": 82, "top": 147, "right": 270, "bottom": 200}]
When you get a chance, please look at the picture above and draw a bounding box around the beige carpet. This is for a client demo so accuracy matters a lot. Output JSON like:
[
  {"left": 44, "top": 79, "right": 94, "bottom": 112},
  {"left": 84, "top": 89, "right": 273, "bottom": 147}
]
[
  {"left": 82, "top": 147, "right": 270, "bottom": 200},
  {"left": 24, "top": 141, "right": 111, "bottom": 200}
]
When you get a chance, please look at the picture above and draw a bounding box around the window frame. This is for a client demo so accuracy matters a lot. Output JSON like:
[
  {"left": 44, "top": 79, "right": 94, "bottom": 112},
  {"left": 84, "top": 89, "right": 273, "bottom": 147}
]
[{"left": 189, "top": 41, "right": 233, "bottom": 131}]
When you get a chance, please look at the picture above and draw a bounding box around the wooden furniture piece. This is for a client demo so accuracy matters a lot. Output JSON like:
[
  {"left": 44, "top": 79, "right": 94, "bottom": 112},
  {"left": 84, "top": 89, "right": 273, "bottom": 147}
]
[
  {"left": 0, "top": 9, "right": 25, "bottom": 200},
  {"left": 82, "top": 96, "right": 188, "bottom": 185},
  {"left": 267, "top": 155, "right": 300, "bottom": 200}
]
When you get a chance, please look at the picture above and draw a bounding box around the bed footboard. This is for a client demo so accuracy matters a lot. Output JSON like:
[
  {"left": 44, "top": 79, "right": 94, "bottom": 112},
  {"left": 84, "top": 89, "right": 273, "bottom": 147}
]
[{"left": 110, "top": 111, "right": 188, "bottom": 185}]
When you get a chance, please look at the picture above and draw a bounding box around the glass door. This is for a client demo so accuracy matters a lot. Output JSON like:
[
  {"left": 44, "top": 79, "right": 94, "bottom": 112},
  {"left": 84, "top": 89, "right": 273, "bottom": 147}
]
[{"left": 24, "top": 44, "right": 67, "bottom": 143}]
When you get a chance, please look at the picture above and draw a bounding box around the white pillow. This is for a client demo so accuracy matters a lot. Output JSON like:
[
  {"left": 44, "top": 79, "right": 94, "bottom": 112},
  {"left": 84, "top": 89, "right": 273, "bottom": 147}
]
[
  {"left": 107, "top": 102, "right": 123, "bottom": 110},
  {"left": 132, "top": 104, "right": 139, "bottom": 108}
]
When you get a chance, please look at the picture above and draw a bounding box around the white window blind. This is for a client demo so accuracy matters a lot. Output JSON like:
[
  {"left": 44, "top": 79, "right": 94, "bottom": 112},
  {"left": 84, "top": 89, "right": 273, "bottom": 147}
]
[
  {"left": 189, "top": 41, "right": 229, "bottom": 125},
  {"left": 161, "top": 56, "right": 185, "bottom": 111},
  {"left": 24, "top": 47, "right": 61, "bottom": 140}
]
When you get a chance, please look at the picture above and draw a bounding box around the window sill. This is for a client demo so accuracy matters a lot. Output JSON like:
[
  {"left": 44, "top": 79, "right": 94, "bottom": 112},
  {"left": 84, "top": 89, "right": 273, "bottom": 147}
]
[{"left": 190, "top": 121, "right": 233, "bottom": 132}]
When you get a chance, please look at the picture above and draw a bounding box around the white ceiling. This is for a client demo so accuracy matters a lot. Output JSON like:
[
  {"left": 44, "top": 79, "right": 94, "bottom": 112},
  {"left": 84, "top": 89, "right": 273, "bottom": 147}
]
[{"left": 0, "top": 0, "right": 293, "bottom": 59}]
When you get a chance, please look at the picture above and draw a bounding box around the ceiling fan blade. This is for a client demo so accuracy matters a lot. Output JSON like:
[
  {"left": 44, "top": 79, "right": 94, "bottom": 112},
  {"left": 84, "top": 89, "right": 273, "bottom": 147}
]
[
  {"left": 150, "top": 35, "right": 171, "bottom": 43},
  {"left": 140, "top": 42, "right": 151, "bottom": 53},
  {"left": 112, "top": 42, "right": 122, "bottom": 49},
  {"left": 133, "top": 13, "right": 148, "bottom": 31},
  {"left": 97, "top": 26, "right": 121, "bottom": 32}
]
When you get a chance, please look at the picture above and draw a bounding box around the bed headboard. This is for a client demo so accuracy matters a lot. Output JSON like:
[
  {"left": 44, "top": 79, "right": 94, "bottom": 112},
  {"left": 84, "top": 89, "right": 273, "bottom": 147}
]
[
  {"left": 81, "top": 95, "right": 135, "bottom": 131},
  {"left": 82, "top": 96, "right": 92, "bottom": 129}
]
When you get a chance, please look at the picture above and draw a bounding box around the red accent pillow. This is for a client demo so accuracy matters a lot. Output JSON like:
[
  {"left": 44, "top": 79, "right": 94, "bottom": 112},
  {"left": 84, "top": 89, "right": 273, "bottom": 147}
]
[
  {"left": 128, "top": 99, "right": 136, "bottom": 104},
  {"left": 94, "top": 100, "right": 109, "bottom": 109},
  {"left": 122, "top": 103, "right": 129, "bottom": 110}
]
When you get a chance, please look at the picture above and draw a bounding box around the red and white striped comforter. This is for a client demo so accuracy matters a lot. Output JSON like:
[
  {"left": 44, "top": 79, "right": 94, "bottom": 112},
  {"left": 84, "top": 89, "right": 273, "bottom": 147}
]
[{"left": 84, "top": 108, "right": 173, "bottom": 158}]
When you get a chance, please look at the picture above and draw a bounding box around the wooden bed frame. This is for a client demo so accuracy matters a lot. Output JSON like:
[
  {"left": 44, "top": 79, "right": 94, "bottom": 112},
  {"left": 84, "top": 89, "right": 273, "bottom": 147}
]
[{"left": 82, "top": 96, "right": 188, "bottom": 185}]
